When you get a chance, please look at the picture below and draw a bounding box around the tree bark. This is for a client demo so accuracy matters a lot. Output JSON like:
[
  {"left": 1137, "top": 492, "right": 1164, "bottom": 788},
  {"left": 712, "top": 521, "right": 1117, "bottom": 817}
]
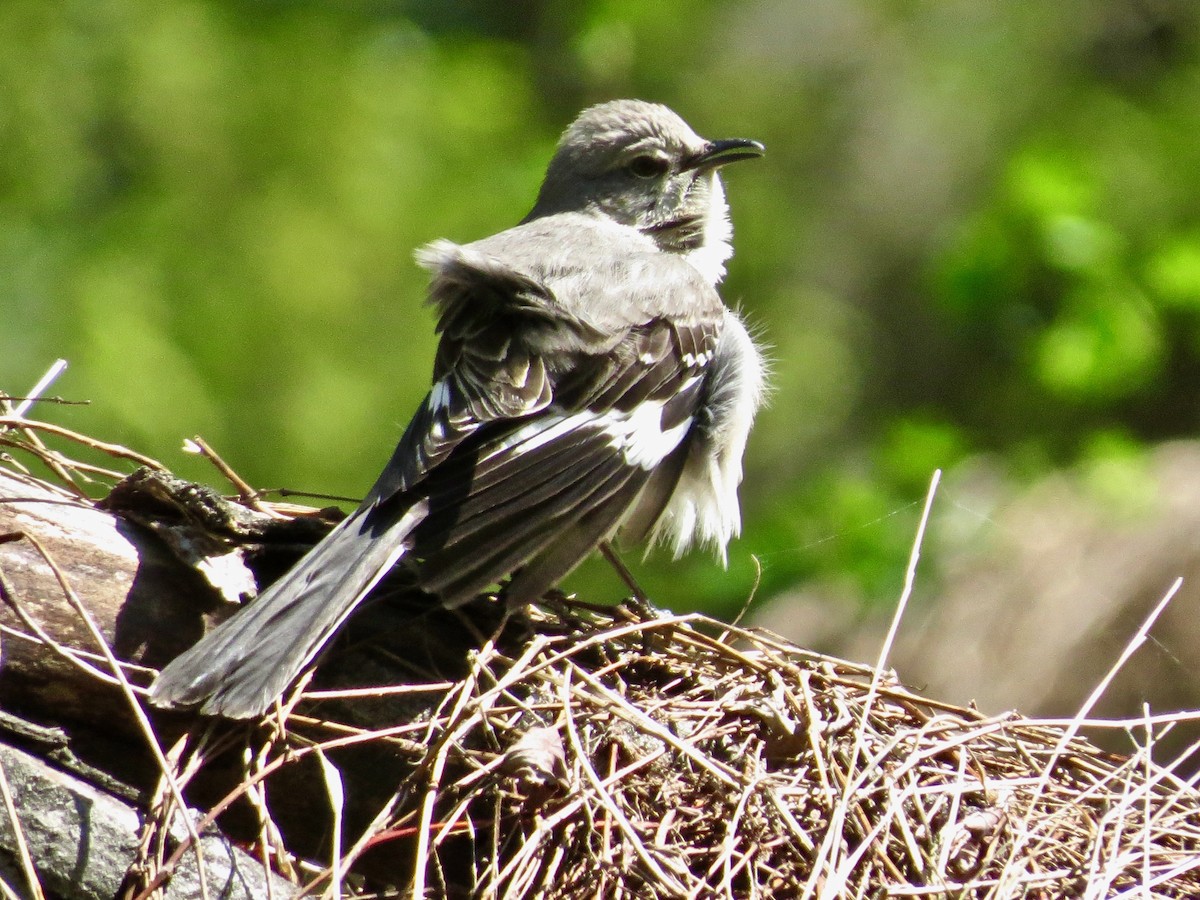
[{"left": 0, "top": 468, "right": 211, "bottom": 737}]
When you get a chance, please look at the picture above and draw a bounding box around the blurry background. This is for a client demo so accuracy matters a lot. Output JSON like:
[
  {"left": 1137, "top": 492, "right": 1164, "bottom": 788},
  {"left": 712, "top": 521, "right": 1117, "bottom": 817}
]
[{"left": 4, "top": 0, "right": 1200, "bottom": 750}]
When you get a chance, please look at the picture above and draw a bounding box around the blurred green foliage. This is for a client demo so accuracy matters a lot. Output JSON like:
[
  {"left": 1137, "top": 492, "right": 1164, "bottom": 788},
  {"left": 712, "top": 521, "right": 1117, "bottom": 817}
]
[{"left": 3, "top": 0, "right": 1200, "bottom": 617}]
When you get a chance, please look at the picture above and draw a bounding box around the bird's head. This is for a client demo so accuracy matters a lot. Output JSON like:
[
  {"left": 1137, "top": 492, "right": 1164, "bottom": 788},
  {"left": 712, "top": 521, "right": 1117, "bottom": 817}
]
[{"left": 526, "top": 100, "right": 764, "bottom": 283}]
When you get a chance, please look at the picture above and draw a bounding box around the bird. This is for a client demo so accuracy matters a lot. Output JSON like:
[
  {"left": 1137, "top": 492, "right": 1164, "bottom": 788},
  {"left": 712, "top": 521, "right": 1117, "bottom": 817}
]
[{"left": 149, "top": 99, "right": 766, "bottom": 718}]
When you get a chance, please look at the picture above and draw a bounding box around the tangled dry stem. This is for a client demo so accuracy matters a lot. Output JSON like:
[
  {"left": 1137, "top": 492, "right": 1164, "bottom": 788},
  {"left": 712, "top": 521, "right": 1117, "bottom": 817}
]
[
  {"left": 229, "top": 608, "right": 1197, "bottom": 899},
  {"left": 3, "top": 387, "right": 1200, "bottom": 898}
]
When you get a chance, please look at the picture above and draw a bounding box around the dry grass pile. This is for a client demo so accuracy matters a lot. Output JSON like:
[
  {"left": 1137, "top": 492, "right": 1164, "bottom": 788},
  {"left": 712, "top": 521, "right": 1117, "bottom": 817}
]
[
  {"left": 3, "top": 375, "right": 1200, "bottom": 898},
  {"left": 198, "top": 608, "right": 1200, "bottom": 899}
]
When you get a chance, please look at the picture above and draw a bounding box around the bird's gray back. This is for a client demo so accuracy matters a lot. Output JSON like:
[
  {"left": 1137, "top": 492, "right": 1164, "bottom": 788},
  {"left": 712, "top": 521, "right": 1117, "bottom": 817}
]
[{"left": 454, "top": 212, "right": 725, "bottom": 334}]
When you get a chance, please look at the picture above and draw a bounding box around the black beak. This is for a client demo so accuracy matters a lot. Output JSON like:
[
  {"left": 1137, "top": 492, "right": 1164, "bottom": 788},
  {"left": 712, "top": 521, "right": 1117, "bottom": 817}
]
[{"left": 686, "top": 138, "right": 766, "bottom": 171}]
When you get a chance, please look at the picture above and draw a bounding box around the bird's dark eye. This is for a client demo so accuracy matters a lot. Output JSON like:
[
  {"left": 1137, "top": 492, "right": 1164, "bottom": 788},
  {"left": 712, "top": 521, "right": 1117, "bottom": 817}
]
[{"left": 628, "top": 154, "right": 670, "bottom": 179}]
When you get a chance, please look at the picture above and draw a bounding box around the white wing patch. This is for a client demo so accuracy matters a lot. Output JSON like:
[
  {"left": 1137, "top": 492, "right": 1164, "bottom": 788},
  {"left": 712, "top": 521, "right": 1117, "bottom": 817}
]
[
  {"left": 480, "top": 393, "right": 696, "bottom": 476},
  {"left": 428, "top": 379, "right": 452, "bottom": 412},
  {"left": 602, "top": 395, "right": 695, "bottom": 470},
  {"left": 493, "top": 412, "right": 589, "bottom": 458}
]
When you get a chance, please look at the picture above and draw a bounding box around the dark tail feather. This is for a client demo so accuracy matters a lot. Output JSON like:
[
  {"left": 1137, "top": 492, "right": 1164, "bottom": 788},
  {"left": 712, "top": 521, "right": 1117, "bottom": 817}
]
[{"left": 149, "top": 499, "right": 428, "bottom": 718}]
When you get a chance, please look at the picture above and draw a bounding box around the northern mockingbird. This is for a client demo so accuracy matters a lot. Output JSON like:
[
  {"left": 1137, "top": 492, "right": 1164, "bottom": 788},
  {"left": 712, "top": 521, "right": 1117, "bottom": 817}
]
[{"left": 150, "top": 99, "right": 766, "bottom": 717}]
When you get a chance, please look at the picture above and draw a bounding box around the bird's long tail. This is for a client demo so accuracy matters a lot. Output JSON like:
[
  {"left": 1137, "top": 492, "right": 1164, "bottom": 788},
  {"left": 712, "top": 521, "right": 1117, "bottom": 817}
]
[{"left": 149, "top": 499, "right": 428, "bottom": 718}]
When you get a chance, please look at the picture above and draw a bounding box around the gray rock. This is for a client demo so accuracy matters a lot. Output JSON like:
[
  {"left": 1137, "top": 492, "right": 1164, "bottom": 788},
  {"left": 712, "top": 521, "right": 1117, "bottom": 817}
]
[{"left": 0, "top": 741, "right": 295, "bottom": 899}]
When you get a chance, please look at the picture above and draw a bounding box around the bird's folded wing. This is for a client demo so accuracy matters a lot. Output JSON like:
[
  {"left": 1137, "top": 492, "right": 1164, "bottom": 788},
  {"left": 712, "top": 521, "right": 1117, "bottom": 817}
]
[{"left": 403, "top": 317, "right": 718, "bottom": 606}]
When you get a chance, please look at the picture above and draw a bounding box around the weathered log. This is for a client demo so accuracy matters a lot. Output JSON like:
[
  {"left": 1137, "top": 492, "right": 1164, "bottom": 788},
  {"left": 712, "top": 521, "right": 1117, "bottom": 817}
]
[
  {"left": 0, "top": 466, "right": 349, "bottom": 731},
  {"left": 0, "top": 468, "right": 211, "bottom": 737},
  {"left": 0, "top": 464, "right": 514, "bottom": 891}
]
